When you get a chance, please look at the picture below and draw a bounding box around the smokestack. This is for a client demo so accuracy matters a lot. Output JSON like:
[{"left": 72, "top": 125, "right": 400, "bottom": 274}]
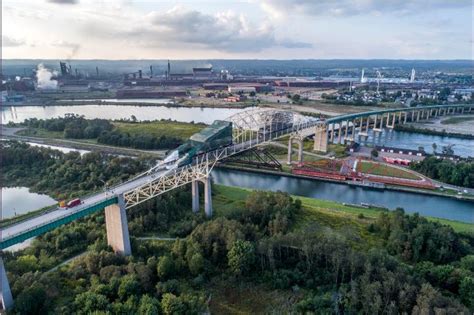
[
  {"left": 138, "top": 70, "right": 142, "bottom": 79},
  {"left": 150, "top": 65, "right": 153, "bottom": 78},
  {"left": 60, "top": 62, "right": 68, "bottom": 76},
  {"left": 96, "top": 66, "right": 99, "bottom": 77}
]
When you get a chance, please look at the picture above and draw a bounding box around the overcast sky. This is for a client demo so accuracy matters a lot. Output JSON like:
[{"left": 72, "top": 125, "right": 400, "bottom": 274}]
[{"left": 2, "top": 0, "right": 473, "bottom": 59}]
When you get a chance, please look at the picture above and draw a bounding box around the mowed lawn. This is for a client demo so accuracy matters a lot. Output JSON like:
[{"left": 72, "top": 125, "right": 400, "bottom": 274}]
[
  {"left": 113, "top": 121, "right": 206, "bottom": 140},
  {"left": 357, "top": 161, "right": 420, "bottom": 180}
]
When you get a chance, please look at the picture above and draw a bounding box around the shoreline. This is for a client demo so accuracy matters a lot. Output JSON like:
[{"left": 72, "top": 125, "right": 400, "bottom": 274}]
[{"left": 4, "top": 100, "right": 255, "bottom": 109}]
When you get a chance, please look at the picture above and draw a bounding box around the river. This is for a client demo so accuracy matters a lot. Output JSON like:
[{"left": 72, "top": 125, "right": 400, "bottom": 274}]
[
  {"left": 212, "top": 168, "right": 474, "bottom": 223},
  {"left": 1, "top": 104, "right": 249, "bottom": 124},
  {"left": 1, "top": 187, "right": 57, "bottom": 219},
  {"left": 356, "top": 129, "right": 473, "bottom": 158}
]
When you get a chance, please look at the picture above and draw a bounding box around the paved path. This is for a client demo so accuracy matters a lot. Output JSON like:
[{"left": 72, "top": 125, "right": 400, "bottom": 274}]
[{"left": 46, "top": 251, "right": 87, "bottom": 274}]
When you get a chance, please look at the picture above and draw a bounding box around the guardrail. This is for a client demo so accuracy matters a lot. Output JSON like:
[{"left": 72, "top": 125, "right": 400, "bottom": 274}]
[
  {"left": 326, "top": 104, "right": 474, "bottom": 124},
  {"left": 0, "top": 197, "right": 118, "bottom": 249}
]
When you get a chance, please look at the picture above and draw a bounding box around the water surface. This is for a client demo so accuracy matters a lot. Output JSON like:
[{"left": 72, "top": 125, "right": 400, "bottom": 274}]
[
  {"left": 213, "top": 168, "right": 474, "bottom": 223},
  {"left": 1, "top": 105, "right": 249, "bottom": 124},
  {"left": 1, "top": 187, "right": 57, "bottom": 219}
]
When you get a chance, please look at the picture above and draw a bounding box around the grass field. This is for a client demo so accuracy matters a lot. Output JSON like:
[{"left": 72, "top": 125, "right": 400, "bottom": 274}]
[
  {"left": 357, "top": 161, "right": 420, "bottom": 180},
  {"left": 440, "top": 116, "right": 474, "bottom": 125},
  {"left": 17, "top": 128, "right": 65, "bottom": 139},
  {"left": 113, "top": 121, "right": 206, "bottom": 140},
  {"left": 16, "top": 121, "right": 206, "bottom": 142},
  {"left": 212, "top": 184, "right": 474, "bottom": 234}
]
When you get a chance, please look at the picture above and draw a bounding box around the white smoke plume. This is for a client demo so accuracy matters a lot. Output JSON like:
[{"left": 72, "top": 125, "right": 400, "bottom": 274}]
[{"left": 36, "top": 64, "right": 58, "bottom": 89}]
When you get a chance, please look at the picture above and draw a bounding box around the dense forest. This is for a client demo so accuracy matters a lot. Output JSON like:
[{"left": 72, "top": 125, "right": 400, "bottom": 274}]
[
  {"left": 410, "top": 156, "right": 474, "bottom": 188},
  {"left": 2, "top": 143, "right": 474, "bottom": 314},
  {"left": 17, "top": 115, "right": 185, "bottom": 150},
  {"left": 1, "top": 141, "right": 152, "bottom": 199}
]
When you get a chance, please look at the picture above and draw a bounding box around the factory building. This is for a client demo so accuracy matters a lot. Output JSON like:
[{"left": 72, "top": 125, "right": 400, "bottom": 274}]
[
  {"left": 116, "top": 88, "right": 187, "bottom": 99},
  {"left": 228, "top": 86, "right": 256, "bottom": 94},
  {"left": 193, "top": 67, "right": 213, "bottom": 79}
]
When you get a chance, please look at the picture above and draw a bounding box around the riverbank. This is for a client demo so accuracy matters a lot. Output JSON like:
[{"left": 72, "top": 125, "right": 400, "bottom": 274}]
[
  {"left": 9, "top": 99, "right": 254, "bottom": 109},
  {"left": 395, "top": 124, "right": 474, "bottom": 140},
  {"left": 213, "top": 184, "right": 474, "bottom": 234},
  {"left": 215, "top": 164, "right": 474, "bottom": 202},
  {"left": 2, "top": 133, "right": 164, "bottom": 157}
]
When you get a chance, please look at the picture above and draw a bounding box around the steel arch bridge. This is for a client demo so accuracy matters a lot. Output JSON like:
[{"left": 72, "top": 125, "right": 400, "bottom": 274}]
[{"left": 0, "top": 108, "right": 322, "bottom": 250}]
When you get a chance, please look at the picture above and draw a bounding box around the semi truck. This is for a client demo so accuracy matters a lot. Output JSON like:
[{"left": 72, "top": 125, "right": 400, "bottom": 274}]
[{"left": 66, "top": 198, "right": 81, "bottom": 208}]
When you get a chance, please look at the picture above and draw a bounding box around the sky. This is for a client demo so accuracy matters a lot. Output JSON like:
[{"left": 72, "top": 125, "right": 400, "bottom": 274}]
[{"left": 2, "top": 0, "right": 473, "bottom": 60}]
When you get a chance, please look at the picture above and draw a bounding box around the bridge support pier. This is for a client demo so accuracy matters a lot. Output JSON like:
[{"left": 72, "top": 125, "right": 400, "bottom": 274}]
[
  {"left": 105, "top": 195, "right": 131, "bottom": 256},
  {"left": 190, "top": 177, "right": 213, "bottom": 217},
  {"left": 192, "top": 180, "right": 199, "bottom": 213},
  {"left": 313, "top": 124, "right": 328, "bottom": 152},
  {"left": 0, "top": 256, "right": 13, "bottom": 311},
  {"left": 203, "top": 176, "right": 213, "bottom": 217},
  {"left": 287, "top": 138, "right": 293, "bottom": 164}
]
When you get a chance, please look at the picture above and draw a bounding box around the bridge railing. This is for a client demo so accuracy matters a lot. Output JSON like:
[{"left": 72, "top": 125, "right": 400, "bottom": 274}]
[{"left": 0, "top": 196, "right": 118, "bottom": 245}]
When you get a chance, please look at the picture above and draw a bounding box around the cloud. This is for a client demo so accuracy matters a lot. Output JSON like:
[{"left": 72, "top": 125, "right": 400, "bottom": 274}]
[
  {"left": 2, "top": 35, "right": 25, "bottom": 47},
  {"left": 94, "top": 6, "right": 312, "bottom": 52},
  {"left": 51, "top": 40, "right": 81, "bottom": 59},
  {"left": 261, "top": 0, "right": 472, "bottom": 17},
  {"left": 47, "top": 0, "right": 78, "bottom": 4}
]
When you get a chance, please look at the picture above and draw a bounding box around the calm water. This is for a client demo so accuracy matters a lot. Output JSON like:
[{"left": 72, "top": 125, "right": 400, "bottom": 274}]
[
  {"left": 1, "top": 105, "right": 248, "bottom": 124},
  {"left": 57, "top": 98, "right": 173, "bottom": 104},
  {"left": 27, "top": 142, "right": 90, "bottom": 155},
  {"left": 1, "top": 187, "right": 57, "bottom": 219},
  {"left": 213, "top": 168, "right": 474, "bottom": 223},
  {"left": 357, "top": 129, "right": 474, "bottom": 158}
]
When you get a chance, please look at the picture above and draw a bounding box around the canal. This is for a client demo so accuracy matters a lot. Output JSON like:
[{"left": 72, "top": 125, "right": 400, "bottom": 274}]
[{"left": 212, "top": 168, "right": 474, "bottom": 223}]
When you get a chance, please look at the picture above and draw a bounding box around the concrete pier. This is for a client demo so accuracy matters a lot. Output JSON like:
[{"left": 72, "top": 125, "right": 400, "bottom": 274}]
[
  {"left": 313, "top": 124, "right": 328, "bottom": 152},
  {"left": 203, "top": 176, "right": 213, "bottom": 217},
  {"left": 287, "top": 138, "right": 293, "bottom": 164},
  {"left": 1, "top": 256, "right": 13, "bottom": 310},
  {"left": 105, "top": 195, "right": 131, "bottom": 256},
  {"left": 192, "top": 180, "right": 199, "bottom": 213}
]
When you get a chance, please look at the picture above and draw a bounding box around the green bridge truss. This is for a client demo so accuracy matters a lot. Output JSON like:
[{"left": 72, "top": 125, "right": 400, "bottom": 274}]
[
  {"left": 326, "top": 104, "right": 473, "bottom": 124},
  {"left": 0, "top": 197, "right": 118, "bottom": 250}
]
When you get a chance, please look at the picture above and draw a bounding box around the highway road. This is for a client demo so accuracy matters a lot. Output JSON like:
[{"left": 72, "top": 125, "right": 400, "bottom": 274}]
[{"left": 0, "top": 168, "right": 168, "bottom": 242}]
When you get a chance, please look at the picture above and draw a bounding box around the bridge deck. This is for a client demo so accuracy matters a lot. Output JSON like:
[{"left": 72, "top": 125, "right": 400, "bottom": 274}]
[{"left": 326, "top": 104, "right": 473, "bottom": 124}]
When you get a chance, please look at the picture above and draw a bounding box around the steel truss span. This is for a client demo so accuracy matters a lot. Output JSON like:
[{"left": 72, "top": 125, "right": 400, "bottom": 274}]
[
  {"left": 0, "top": 108, "right": 321, "bottom": 250},
  {"left": 123, "top": 109, "right": 321, "bottom": 208}
]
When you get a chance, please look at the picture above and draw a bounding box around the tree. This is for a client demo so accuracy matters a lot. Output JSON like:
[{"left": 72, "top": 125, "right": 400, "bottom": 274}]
[
  {"left": 74, "top": 292, "right": 109, "bottom": 314},
  {"left": 157, "top": 255, "right": 175, "bottom": 279},
  {"left": 118, "top": 275, "right": 141, "bottom": 301},
  {"left": 138, "top": 295, "right": 162, "bottom": 315},
  {"left": 370, "top": 149, "right": 379, "bottom": 159},
  {"left": 14, "top": 285, "right": 47, "bottom": 315},
  {"left": 227, "top": 240, "right": 255, "bottom": 276},
  {"left": 161, "top": 293, "right": 187, "bottom": 315},
  {"left": 188, "top": 253, "right": 205, "bottom": 275}
]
